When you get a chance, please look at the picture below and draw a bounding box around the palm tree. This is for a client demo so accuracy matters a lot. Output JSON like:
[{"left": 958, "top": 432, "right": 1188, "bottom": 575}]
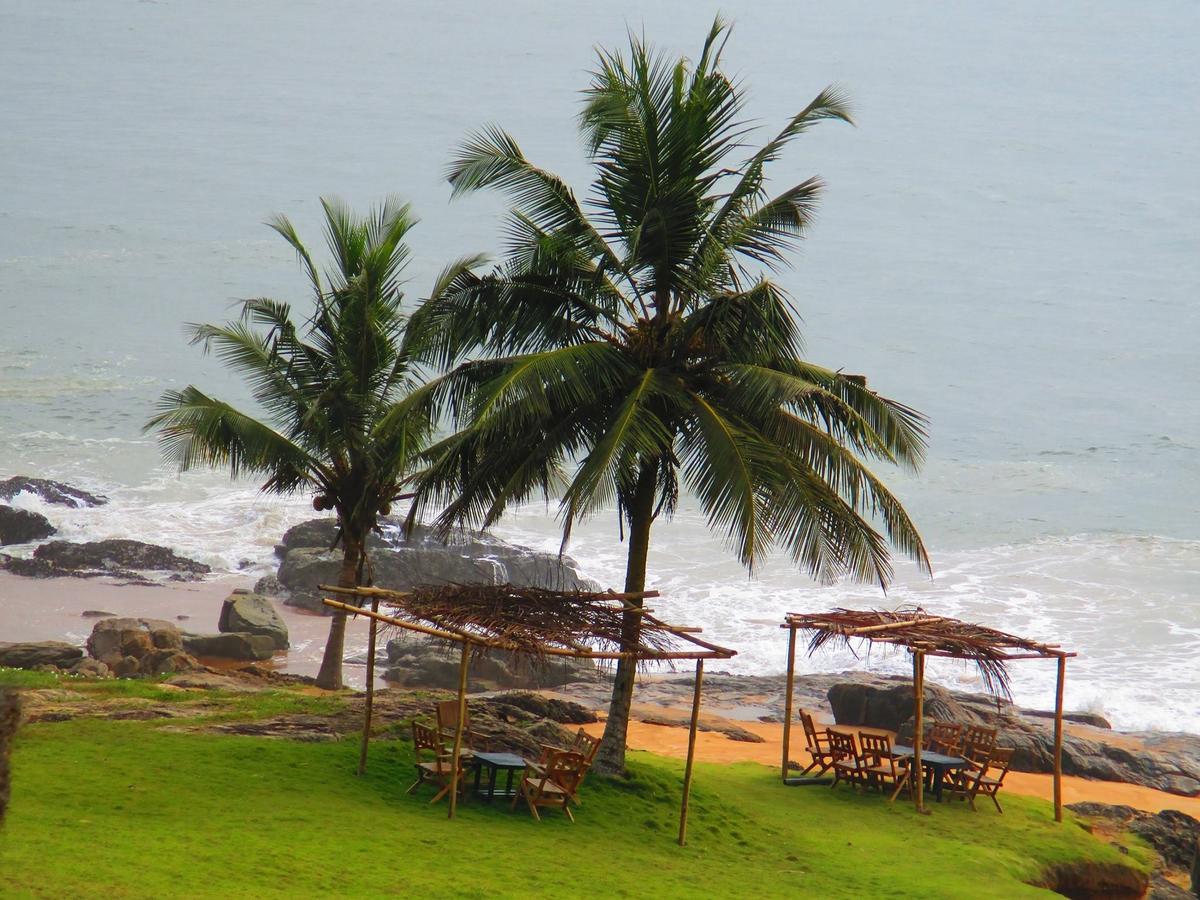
[
  {"left": 147, "top": 197, "right": 434, "bottom": 690},
  {"left": 408, "top": 19, "right": 931, "bottom": 774}
]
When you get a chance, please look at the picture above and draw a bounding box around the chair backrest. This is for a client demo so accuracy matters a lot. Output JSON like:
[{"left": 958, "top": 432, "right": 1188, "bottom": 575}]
[
  {"left": 435, "top": 699, "right": 469, "bottom": 737},
  {"left": 544, "top": 750, "right": 589, "bottom": 797},
  {"left": 925, "top": 721, "right": 963, "bottom": 754},
  {"left": 412, "top": 721, "right": 441, "bottom": 759},
  {"left": 961, "top": 725, "right": 997, "bottom": 762},
  {"left": 800, "top": 711, "right": 824, "bottom": 750},
  {"left": 858, "top": 732, "right": 892, "bottom": 765},
  {"left": 828, "top": 730, "right": 858, "bottom": 762},
  {"left": 981, "top": 747, "right": 1014, "bottom": 784},
  {"left": 570, "top": 729, "right": 602, "bottom": 765}
]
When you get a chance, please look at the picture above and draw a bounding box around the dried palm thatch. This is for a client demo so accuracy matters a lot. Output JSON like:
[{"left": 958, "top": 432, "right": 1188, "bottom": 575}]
[
  {"left": 785, "top": 607, "right": 1071, "bottom": 698},
  {"left": 320, "top": 583, "right": 734, "bottom": 662}
]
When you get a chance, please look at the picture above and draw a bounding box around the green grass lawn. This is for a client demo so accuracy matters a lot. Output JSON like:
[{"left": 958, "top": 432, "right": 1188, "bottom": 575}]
[{"left": 0, "top": 679, "right": 1148, "bottom": 899}]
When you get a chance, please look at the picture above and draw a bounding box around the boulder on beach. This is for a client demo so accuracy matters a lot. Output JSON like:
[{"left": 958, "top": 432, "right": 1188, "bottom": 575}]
[
  {"left": 0, "top": 476, "right": 107, "bottom": 508},
  {"left": 0, "top": 641, "right": 83, "bottom": 670},
  {"left": 218, "top": 590, "right": 288, "bottom": 650},
  {"left": 382, "top": 633, "right": 596, "bottom": 691},
  {"left": 0, "top": 506, "right": 56, "bottom": 545},
  {"left": 270, "top": 518, "right": 597, "bottom": 613},
  {"left": 182, "top": 632, "right": 277, "bottom": 662},
  {"left": 1, "top": 539, "right": 212, "bottom": 582},
  {"left": 85, "top": 617, "right": 200, "bottom": 677}
]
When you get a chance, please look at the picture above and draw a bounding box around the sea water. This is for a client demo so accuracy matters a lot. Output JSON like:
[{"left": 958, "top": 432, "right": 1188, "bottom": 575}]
[{"left": 1, "top": 1, "right": 1197, "bottom": 732}]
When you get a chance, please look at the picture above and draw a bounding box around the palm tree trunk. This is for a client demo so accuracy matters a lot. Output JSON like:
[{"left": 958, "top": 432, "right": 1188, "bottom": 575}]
[
  {"left": 315, "top": 539, "right": 362, "bottom": 690},
  {"left": 593, "top": 462, "right": 657, "bottom": 775}
]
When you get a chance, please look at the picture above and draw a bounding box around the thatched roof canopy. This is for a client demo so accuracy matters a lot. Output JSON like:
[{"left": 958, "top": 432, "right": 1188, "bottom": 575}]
[
  {"left": 321, "top": 583, "right": 735, "bottom": 662},
  {"left": 784, "top": 607, "right": 1074, "bottom": 697}
]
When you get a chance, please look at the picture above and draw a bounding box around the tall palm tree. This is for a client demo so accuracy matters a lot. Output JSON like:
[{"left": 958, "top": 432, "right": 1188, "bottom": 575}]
[
  {"left": 147, "top": 197, "right": 434, "bottom": 690},
  {"left": 408, "top": 19, "right": 931, "bottom": 773}
]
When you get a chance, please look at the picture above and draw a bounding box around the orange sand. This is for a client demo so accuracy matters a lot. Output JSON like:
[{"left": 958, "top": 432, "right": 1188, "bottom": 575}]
[{"left": 583, "top": 719, "right": 1200, "bottom": 817}]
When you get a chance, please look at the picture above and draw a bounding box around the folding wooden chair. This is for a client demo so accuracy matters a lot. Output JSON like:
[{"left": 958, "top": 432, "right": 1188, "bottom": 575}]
[
  {"left": 924, "top": 721, "right": 964, "bottom": 756},
  {"left": 828, "top": 731, "right": 866, "bottom": 791},
  {"left": 950, "top": 725, "right": 998, "bottom": 797},
  {"left": 858, "top": 732, "right": 912, "bottom": 802},
  {"left": 408, "top": 721, "right": 466, "bottom": 804},
  {"left": 964, "top": 747, "right": 1015, "bottom": 812},
  {"left": 512, "top": 750, "right": 589, "bottom": 822},
  {"left": 795, "top": 710, "right": 836, "bottom": 777},
  {"left": 435, "top": 699, "right": 486, "bottom": 754}
]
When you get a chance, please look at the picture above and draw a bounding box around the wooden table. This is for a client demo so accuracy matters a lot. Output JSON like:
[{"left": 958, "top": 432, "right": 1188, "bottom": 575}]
[
  {"left": 469, "top": 752, "right": 527, "bottom": 802},
  {"left": 891, "top": 745, "right": 968, "bottom": 802}
]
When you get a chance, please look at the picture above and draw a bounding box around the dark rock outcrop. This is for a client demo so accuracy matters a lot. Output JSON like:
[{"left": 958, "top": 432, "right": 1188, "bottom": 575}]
[
  {"left": 218, "top": 590, "right": 288, "bottom": 650},
  {"left": 382, "top": 633, "right": 596, "bottom": 691},
  {"left": 0, "top": 506, "right": 55, "bottom": 545},
  {"left": 0, "top": 641, "right": 83, "bottom": 670},
  {"left": 1068, "top": 803, "right": 1199, "bottom": 898},
  {"left": 270, "top": 518, "right": 596, "bottom": 613},
  {"left": 0, "top": 689, "right": 19, "bottom": 823},
  {"left": 85, "top": 617, "right": 201, "bottom": 677},
  {"left": 0, "top": 476, "right": 107, "bottom": 507},
  {"left": 182, "top": 632, "right": 277, "bottom": 662},
  {"left": 2, "top": 539, "right": 211, "bottom": 582}
]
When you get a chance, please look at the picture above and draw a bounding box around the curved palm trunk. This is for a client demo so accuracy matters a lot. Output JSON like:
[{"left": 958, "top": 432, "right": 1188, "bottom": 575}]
[
  {"left": 594, "top": 463, "right": 657, "bottom": 775},
  {"left": 315, "top": 539, "right": 362, "bottom": 690}
]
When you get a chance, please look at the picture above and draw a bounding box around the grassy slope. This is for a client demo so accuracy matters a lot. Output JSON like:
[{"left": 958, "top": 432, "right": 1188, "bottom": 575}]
[{"left": 0, "top": 679, "right": 1148, "bottom": 899}]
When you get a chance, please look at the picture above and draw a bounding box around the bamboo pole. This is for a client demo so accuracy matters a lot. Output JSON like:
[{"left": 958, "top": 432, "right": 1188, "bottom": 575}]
[
  {"left": 448, "top": 642, "right": 470, "bottom": 820},
  {"left": 1053, "top": 655, "right": 1066, "bottom": 823},
  {"left": 782, "top": 626, "right": 797, "bottom": 781},
  {"left": 843, "top": 617, "right": 945, "bottom": 635},
  {"left": 913, "top": 650, "right": 925, "bottom": 814},
  {"left": 357, "top": 597, "right": 379, "bottom": 776},
  {"left": 320, "top": 583, "right": 660, "bottom": 602},
  {"left": 678, "top": 659, "right": 704, "bottom": 847}
]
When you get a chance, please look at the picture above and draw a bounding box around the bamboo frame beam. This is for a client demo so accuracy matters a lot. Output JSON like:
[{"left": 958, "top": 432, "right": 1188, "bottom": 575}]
[
  {"left": 678, "top": 659, "right": 704, "bottom": 847},
  {"left": 320, "top": 583, "right": 660, "bottom": 602},
  {"left": 913, "top": 650, "right": 926, "bottom": 814},
  {"left": 321, "top": 599, "right": 734, "bottom": 660}
]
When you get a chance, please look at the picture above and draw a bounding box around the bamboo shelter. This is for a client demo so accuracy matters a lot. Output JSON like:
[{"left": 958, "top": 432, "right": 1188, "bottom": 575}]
[
  {"left": 779, "top": 608, "right": 1075, "bottom": 821},
  {"left": 319, "top": 583, "right": 736, "bottom": 845}
]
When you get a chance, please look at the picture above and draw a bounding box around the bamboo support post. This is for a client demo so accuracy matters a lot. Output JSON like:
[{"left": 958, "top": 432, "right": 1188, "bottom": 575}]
[
  {"left": 357, "top": 597, "right": 379, "bottom": 776},
  {"left": 782, "top": 626, "right": 797, "bottom": 781},
  {"left": 913, "top": 650, "right": 926, "bottom": 814},
  {"left": 678, "top": 659, "right": 704, "bottom": 847},
  {"left": 1053, "top": 655, "right": 1066, "bottom": 822},
  {"left": 448, "top": 643, "right": 470, "bottom": 820}
]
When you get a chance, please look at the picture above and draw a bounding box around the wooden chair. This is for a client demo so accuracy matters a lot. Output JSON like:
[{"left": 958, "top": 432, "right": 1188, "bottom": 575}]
[
  {"left": 530, "top": 729, "right": 601, "bottom": 805},
  {"left": 949, "top": 725, "right": 998, "bottom": 798},
  {"left": 796, "top": 710, "right": 836, "bottom": 777},
  {"left": 858, "top": 732, "right": 912, "bottom": 802},
  {"left": 435, "top": 699, "right": 486, "bottom": 754},
  {"left": 924, "top": 721, "right": 964, "bottom": 755},
  {"left": 964, "top": 747, "right": 1015, "bottom": 812},
  {"left": 828, "top": 731, "right": 865, "bottom": 791},
  {"left": 512, "top": 750, "right": 589, "bottom": 822},
  {"left": 408, "top": 721, "right": 466, "bottom": 804}
]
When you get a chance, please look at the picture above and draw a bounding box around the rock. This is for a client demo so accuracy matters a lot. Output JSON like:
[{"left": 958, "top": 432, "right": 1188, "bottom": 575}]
[
  {"left": 0, "top": 641, "right": 83, "bottom": 669},
  {"left": 218, "top": 590, "right": 288, "bottom": 650},
  {"left": 81, "top": 610, "right": 117, "bottom": 618},
  {"left": 66, "top": 658, "right": 111, "bottom": 678},
  {"left": 0, "top": 506, "right": 56, "bottom": 545},
  {"left": 0, "top": 689, "right": 20, "bottom": 823},
  {"left": 487, "top": 692, "right": 598, "bottom": 725},
  {"left": 253, "top": 574, "right": 287, "bottom": 599},
  {"left": 182, "top": 632, "right": 277, "bottom": 661},
  {"left": 85, "top": 617, "right": 194, "bottom": 677},
  {"left": 829, "top": 680, "right": 984, "bottom": 735},
  {"left": 1023, "top": 708, "right": 1113, "bottom": 730},
  {"left": 1067, "top": 803, "right": 1200, "bottom": 897},
  {"left": 275, "top": 517, "right": 597, "bottom": 613},
  {"left": 0, "top": 476, "right": 107, "bottom": 507},
  {"left": 32, "top": 539, "right": 210, "bottom": 578},
  {"left": 382, "top": 634, "right": 596, "bottom": 691}
]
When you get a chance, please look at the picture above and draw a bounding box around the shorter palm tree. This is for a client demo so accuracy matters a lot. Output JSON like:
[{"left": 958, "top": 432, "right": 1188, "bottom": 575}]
[{"left": 147, "top": 197, "right": 434, "bottom": 689}]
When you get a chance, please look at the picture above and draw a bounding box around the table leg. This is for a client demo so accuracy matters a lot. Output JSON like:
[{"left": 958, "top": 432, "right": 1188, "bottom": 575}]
[
  {"left": 486, "top": 765, "right": 497, "bottom": 803},
  {"left": 505, "top": 766, "right": 516, "bottom": 797},
  {"left": 473, "top": 762, "right": 483, "bottom": 797}
]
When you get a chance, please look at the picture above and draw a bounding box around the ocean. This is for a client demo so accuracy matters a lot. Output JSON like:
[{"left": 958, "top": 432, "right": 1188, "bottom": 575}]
[{"left": 1, "top": 1, "right": 1197, "bottom": 732}]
